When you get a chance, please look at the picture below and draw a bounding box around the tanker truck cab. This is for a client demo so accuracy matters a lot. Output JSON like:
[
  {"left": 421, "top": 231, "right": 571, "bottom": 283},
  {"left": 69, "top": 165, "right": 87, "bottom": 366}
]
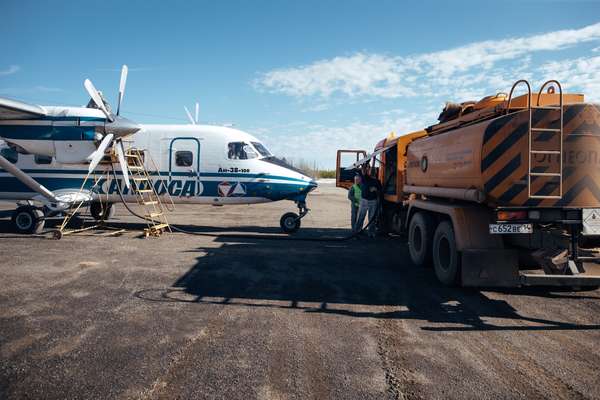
[{"left": 337, "top": 79, "right": 600, "bottom": 289}]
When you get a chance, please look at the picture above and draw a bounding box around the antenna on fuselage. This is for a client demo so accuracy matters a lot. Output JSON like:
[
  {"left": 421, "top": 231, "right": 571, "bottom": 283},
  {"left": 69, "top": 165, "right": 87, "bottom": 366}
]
[{"left": 184, "top": 101, "right": 200, "bottom": 125}]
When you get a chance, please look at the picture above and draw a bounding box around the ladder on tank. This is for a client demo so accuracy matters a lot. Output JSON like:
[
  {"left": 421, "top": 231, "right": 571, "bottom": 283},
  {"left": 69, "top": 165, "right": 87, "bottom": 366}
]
[
  {"left": 507, "top": 80, "right": 564, "bottom": 200},
  {"left": 124, "top": 149, "right": 172, "bottom": 237}
]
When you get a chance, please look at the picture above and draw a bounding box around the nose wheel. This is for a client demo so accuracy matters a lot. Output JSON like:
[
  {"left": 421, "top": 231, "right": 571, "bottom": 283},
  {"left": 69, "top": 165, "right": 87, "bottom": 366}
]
[{"left": 280, "top": 201, "right": 309, "bottom": 234}]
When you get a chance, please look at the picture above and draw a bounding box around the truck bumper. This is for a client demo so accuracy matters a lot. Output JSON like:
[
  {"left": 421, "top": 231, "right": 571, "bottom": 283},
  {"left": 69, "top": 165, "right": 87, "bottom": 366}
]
[{"left": 461, "top": 249, "right": 600, "bottom": 287}]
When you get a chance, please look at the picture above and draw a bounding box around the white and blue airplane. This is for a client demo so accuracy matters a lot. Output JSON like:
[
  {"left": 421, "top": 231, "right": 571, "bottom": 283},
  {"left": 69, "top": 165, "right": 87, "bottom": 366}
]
[{"left": 0, "top": 66, "right": 317, "bottom": 234}]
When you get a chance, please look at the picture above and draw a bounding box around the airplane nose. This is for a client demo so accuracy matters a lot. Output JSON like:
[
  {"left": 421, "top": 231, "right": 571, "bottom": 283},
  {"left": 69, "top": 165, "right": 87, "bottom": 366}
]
[{"left": 307, "top": 178, "right": 318, "bottom": 192}]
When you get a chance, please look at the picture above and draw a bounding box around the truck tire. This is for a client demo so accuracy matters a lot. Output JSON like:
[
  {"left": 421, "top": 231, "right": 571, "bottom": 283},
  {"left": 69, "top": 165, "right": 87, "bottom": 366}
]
[
  {"left": 408, "top": 212, "right": 436, "bottom": 267},
  {"left": 12, "top": 206, "right": 45, "bottom": 234},
  {"left": 433, "top": 220, "right": 461, "bottom": 286},
  {"left": 90, "top": 202, "right": 116, "bottom": 221}
]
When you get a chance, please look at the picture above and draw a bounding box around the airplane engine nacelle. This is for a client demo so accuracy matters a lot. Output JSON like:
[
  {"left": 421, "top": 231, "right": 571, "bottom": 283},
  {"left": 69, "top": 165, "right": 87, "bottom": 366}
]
[
  {"left": 54, "top": 141, "right": 97, "bottom": 163},
  {"left": 2, "top": 122, "right": 102, "bottom": 164}
]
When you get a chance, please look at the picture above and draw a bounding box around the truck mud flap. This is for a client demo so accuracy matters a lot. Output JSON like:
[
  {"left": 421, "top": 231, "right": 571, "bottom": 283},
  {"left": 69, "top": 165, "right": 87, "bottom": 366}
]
[{"left": 461, "top": 249, "right": 520, "bottom": 287}]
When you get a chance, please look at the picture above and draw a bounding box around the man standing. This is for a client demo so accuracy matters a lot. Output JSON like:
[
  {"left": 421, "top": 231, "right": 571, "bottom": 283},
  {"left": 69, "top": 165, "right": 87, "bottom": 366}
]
[
  {"left": 348, "top": 174, "right": 362, "bottom": 232},
  {"left": 355, "top": 165, "right": 382, "bottom": 237}
]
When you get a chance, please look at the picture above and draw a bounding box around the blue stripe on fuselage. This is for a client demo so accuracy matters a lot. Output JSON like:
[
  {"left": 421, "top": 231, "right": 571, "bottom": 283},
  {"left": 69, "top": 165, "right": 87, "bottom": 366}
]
[
  {"left": 0, "top": 125, "right": 97, "bottom": 141},
  {"left": 2, "top": 169, "right": 309, "bottom": 183},
  {"left": 0, "top": 174, "right": 312, "bottom": 201}
]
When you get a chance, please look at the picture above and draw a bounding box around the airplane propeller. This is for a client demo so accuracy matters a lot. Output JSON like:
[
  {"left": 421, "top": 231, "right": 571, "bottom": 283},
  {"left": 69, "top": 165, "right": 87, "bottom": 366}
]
[
  {"left": 116, "top": 65, "right": 128, "bottom": 116},
  {"left": 84, "top": 65, "right": 137, "bottom": 188},
  {"left": 184, "top": 101, "right": 200, "bottom": 125},
  {"left": 88, "top": 133, "right": 114, "bottom": 172},
  {"left": 84, "top": 79, "right": 114, "bottom": 122}
]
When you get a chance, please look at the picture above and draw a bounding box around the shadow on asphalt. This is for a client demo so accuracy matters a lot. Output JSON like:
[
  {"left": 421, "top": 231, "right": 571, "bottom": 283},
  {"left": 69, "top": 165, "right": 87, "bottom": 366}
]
[
  {"left": 134, "top": 236, "right": 600, "bottom": 332},
  {"left": 0, "top": 217, "right": 351, "bottom": 239},
  {"left": 2, "top": 214, "right": 598, "bottom": 332}
]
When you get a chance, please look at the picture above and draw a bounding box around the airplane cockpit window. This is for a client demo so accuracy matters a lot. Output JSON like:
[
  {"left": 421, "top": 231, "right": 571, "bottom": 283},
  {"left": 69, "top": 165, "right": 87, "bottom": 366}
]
[
  {"left": 228, "top": 142, "right": 257, "bottom": 160},
  {"left": 251, "top": 142, "right": 272, "bottom": 157},
  {"left": 175, "top": 150, "right": 193, "bottom": 167},
  {"left": 34, "top": 155, "right": 52, "bottom": 165},
  {"left": 0, "top": 147, "right": 18, "bottom": 164}
]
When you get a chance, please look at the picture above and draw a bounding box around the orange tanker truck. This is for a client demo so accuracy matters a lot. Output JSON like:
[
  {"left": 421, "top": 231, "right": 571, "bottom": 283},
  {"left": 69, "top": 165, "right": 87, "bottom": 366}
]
[{"left": 336, "top": 79, "right": 600, "bottom": 287}]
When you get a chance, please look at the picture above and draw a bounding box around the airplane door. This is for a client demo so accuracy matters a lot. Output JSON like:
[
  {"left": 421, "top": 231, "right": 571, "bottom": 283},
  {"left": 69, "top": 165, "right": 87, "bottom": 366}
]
[
  {"left": 336, "top": 150, "right": 366, "bottom": 189},
  {"left": 168, "top": 138, "right": 202, "bottom": 197}
]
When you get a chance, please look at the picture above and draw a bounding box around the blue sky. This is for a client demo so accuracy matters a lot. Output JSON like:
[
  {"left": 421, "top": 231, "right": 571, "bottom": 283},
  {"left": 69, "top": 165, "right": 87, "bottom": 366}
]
[{"left": 2, "top": 0, "right": 600, "bottom": 168}]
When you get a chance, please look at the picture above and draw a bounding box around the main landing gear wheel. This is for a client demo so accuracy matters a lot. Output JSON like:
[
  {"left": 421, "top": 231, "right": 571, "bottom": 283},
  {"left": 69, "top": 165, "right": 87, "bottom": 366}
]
[
  {"left": 280, "top": 212, "right": 301, "bottom": 233},
  {"left": 90, "top": 202, "right": 116, "bottom": 221},
  {"left": 12, "top": 206, "right": 45, "bottom": 234}
]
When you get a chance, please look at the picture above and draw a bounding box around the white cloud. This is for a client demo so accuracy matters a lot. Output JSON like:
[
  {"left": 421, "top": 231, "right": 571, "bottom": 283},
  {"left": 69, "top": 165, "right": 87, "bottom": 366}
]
[
  {"left": 539, "top": 55, "right": 600, "bottom": 101},
  {"left": 301, "top": 103, "right": 330, "bottom": 112},
  {"left": 0, "top": 65, "right": 20, "bottom": 76},
  {"left": 256, "top": 53, "right": 414, "bottom": 98},
  {"left": 254, "top": 111, "right": 436, "bottom": 169},
  {"left": 252, "top": 22, "right": 600, "bottom": 169},
  {"left": 255, "top": 22, "right": 600, "bottom": 100}
]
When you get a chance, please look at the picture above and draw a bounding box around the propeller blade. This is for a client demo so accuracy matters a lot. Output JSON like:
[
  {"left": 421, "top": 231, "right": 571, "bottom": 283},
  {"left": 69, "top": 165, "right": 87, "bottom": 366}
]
[
  {"left": 116, "top": 65, "right": 128, "bottom": 116},
  {"left": 195, "top": 102, "right": 199, "bottom": 124},
  {"left": 84, "top": 79, "right": 114, "bottom": 122},
  {"left": 115, "top": 140, "right": 130, "bottom": 189},
  {"left": 184, "top": 106, "right": 195, "bottom": 125},
  {"left": 88, "top": 133, "right": 114, "bottom": 173}
]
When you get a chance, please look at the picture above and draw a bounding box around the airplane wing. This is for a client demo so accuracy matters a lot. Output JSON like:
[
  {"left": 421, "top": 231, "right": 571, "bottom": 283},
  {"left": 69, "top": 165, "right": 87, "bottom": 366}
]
[{"left": 0, "top": 96, "right": 47, "bottom": 119}]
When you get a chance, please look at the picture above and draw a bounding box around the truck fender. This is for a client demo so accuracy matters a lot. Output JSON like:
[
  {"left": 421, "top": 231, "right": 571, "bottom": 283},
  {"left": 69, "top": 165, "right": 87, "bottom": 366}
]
[{"left": 405, "top": 199, "right": 503, "bottom": 251}]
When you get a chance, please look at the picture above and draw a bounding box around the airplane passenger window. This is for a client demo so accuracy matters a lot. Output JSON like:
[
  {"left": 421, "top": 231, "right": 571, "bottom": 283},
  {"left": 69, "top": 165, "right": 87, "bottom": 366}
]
[
  {"left": 251, "top": 142, "right": 272, "bottom": 157},
  {"left": 227, "top": 142, "right": 257, "bottom": 160},
  {"left": 0, "top": 147, "right": 18, "bottom": 164},
  {"left": 175, "top": 151, "right": 193, "bottom": 167},
  {"left": 35, "top": 155, "right": 52, "bottom": 165}
]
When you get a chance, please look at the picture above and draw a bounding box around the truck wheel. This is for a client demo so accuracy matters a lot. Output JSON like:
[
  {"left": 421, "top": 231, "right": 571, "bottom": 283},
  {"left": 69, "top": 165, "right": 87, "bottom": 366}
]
[
  {"left": 12, "top": 206, "right": 45, "bottom": 234},
  {"left": 408, "top": 212, "right": 435, "bottom": 267},
  {"left": 433, "top": 220, "right": 461, "bottom": 286},
  {"left": 90, "top": 202, "right": 116, "bottom": 221}
]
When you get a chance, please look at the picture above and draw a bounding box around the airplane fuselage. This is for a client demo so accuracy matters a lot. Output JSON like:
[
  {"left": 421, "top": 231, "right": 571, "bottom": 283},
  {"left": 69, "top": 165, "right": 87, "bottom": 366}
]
[{"left": 0, "top": 120, "right": 317, "bottom": 206}]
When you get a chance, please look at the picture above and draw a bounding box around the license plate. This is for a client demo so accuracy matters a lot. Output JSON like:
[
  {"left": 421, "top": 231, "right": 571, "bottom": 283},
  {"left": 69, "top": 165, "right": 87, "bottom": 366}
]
[{"left": 489, "top": 223, "right": 533, "bottom": 234}]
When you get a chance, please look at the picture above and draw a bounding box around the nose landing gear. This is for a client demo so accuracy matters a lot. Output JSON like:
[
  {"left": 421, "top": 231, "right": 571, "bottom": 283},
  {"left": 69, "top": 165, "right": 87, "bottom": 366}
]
[{"left": 280, "top": 201, "right": 309, "bottom": 234}]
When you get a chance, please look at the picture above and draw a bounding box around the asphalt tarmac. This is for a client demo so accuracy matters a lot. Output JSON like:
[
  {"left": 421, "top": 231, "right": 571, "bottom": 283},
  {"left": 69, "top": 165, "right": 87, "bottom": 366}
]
[{"left": 1, "top": 181, "right": 599, "bottom": 399}]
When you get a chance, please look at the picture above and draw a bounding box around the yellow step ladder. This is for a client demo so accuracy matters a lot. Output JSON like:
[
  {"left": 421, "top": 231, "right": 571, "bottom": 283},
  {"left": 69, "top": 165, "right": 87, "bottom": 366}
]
[{"left": 124, "top": 149, "right": 172, "bottom": 237}]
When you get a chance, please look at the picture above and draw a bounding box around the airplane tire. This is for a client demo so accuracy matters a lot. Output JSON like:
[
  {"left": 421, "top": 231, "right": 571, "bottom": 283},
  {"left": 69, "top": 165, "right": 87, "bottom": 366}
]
[
  {"left": 12, "top": 206, "right": 45, "bottom": 234},
  {"left": 90, "top": 202, "right": 116, "bottom": 221},
  {"left": 408, "top": 211, "right": 435, "bottom": 267},
  {"left": 280, "top": 212, "right": 301, "bottom": 233},
  {"left": 433, "top": 220, "right": 461, "bottom": 286}
]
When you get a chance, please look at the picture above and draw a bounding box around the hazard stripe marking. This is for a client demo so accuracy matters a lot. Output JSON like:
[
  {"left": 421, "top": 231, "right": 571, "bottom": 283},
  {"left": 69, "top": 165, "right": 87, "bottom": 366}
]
[
  {"left": 482, "top": 116, "right": 512, "bottom": 145},
  {"left": 481, "top": 123, "right": 528, "bottom": 171},
  {"left": 484, "top": 154, "right": 521, "bottom": 194},
  {"left": 557, "top": 176, "right": 600, "bottom": 207}
]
